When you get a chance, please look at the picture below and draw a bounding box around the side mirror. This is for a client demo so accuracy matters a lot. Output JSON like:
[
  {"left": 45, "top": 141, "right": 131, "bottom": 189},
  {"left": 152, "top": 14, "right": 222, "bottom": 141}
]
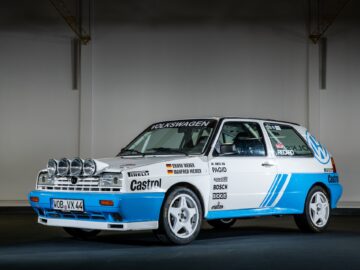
[
  {"left": 117, "top": 147, "right": 125, "bottom": 156},
  {"left": 220, "top": 144, "right": 235, "bottom": 155}
]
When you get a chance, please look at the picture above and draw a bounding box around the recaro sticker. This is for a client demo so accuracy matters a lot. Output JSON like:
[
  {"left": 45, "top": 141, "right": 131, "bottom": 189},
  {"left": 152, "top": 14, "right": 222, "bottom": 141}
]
[{"left": 306, "top": 131, "right": 330, "bottom": 164}]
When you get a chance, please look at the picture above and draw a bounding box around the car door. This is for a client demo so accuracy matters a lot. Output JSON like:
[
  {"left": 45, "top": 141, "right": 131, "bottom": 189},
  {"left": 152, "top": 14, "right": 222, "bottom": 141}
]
[
  {"left": 262, "top": 122, "right": 317, "bottom": 209},
  {"left": 208, "top": 120, "right": 278, "bottom": 212}
]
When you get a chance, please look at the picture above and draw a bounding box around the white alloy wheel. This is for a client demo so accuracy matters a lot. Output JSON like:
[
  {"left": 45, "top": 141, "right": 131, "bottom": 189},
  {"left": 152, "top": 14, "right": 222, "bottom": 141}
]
[
  {"left": 167, "top": 194, "right": 200, "bottom": 239},
  {"left": 309, "top": 191, "right": 330, "bottom": 228}
]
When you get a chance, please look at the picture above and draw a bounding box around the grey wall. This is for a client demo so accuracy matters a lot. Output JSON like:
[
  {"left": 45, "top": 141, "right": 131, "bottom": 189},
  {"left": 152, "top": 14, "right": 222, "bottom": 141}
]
[
  {"left": 93, "top": 0, "right": 308, "bottom": 157},
  {"left": 0, "top": 0, "right": 359, "bottom": 207},
  {"left": 319, "top": 3, "right": 360, "bottom": 207},
  {"left": 0, "top": 1, "right": 79, "bottom": 204}
]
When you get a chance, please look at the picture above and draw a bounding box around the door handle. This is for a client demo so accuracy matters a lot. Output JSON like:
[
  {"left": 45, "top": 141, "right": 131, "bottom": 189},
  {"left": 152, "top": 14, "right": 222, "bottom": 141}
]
[{"left": 261, "top": 162, "right": 275, "bottom": 167}]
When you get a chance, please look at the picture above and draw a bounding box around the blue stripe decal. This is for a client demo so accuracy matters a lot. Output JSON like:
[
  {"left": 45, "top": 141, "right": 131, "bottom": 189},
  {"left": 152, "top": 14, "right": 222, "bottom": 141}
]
[
  {"left": 260, "top": 174, "right": 282, "bottom": 208},
  {"left": 265, "top": 174, "right": 288, "bottom": 207},
  {"left": 207, "top": 173, "right": 342, "bottom": 220}
]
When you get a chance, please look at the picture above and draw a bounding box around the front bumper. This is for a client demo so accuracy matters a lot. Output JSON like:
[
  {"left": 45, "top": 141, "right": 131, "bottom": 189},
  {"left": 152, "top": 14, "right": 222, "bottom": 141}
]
[
  {"left": 29, "top": 190, "right": 165, "bottom": 231},
  {"left": 38, "top": 217, "right": 158, "bottom": 231}
]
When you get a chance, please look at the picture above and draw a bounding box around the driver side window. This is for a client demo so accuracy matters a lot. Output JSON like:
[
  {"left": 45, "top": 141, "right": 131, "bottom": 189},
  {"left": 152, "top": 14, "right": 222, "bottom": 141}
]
[{"left": 214, "top": 121, "right": 267, "bottom": 157}]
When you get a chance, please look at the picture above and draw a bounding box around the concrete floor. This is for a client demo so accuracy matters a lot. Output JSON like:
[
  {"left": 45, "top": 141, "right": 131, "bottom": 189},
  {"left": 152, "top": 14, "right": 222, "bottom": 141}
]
[{"left": 1, "top": 212, "right": 360, "bottom": 270}]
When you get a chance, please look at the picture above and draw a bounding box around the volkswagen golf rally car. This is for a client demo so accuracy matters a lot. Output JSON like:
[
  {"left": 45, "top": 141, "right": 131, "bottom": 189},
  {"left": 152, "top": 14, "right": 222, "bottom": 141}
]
[{"left": 29, "top": 118, "right": 342, "bottom": 245}]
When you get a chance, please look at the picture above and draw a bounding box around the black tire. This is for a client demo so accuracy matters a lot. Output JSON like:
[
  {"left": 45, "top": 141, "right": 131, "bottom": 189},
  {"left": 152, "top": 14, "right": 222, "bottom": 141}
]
[
  {"left": 294, "top": 186, "right": 331, "bottom": 233},
  {"left": 154, "top": 187, "right": 203, "bottom": 245},
  {"left": 63, "top": 227, "right": 101, "bottom": 239},
  {"left": 207, "top": 218, "right": 236, "bottom": 229}
]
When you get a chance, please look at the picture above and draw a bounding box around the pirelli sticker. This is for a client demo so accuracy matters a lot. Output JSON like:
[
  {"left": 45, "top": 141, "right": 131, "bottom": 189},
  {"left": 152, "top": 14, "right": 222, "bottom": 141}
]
[{"left": 166, "top": 163, "right": 202, "bottom": 175}]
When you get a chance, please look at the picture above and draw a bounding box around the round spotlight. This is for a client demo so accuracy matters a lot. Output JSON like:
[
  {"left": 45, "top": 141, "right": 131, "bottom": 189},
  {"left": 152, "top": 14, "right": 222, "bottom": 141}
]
[
  {"left": 58, "top": 158, "right": 70, "bottom": 176},
  {"left": 83, "top": 159, "right": 96, "bottom": 176},
  {"left": 70, "top": 158, "right": 83, "bottom": 176},
  {"left": 47, "top": 159, "right": 57, "bottom": 177}
]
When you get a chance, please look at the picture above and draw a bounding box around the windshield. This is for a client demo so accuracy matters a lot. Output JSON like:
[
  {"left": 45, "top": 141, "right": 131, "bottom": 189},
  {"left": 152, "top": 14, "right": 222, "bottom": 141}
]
[{"left": 119, "top": 119, "right": 217, "bottom": 156}]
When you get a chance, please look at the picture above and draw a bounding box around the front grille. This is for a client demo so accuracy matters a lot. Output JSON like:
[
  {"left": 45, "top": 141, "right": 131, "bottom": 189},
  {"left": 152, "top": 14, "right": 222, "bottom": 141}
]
[
  {"left": 40, "top": 209, "right": 107, "bottom": 221},
  {"left": 37, "top": 185, "right": 121, "bottom": 192},
  {"left": 55, "top": 177, "right": 99, "bottom": 186},
  {"left": 37, "top": 176, "right": 121, "bottom": 193}
]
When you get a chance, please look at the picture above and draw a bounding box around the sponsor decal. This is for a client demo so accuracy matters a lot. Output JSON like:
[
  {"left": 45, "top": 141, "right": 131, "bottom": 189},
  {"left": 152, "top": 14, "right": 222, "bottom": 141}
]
[
  {"left": 213, "top": 176, "right": 228, "bottom": 182},
  {"left": 211, "top": 162, "right": 227, "bottom": 173},
  {"left": 213, "top": 184, "right": 228, "bottom": 190},
  {"left": 130, "top": 179, "right": 162, "bottom": 191},
  {"left": 212, "top": 192, "right": 227, "bottom": 200},
  {"left": 328, "top": 175, "right": 339, "bottom": 184},
  {"left": 276, "top": 143, "right": 285, "bottom": 149},
  {"left": 267, "top": 125, "right": 281, "bottom": 131},
  {"left": 128, "top": 170, "right": 149, "bottom": 178},
  {"left": 324, "top": 168, "right": 334, "bottom": 173},
  {"left": 212, "top": 167, "right": 227, "bottom": 173},
  {"left": 211, "top": 201, "right": 224, "bottom": 210},
  {"left": 151, "top": 120, "right": 211, "bottom": 130},
  {"left": 166, "top": 163, "right": 202, "bottom": 175},
  {"left": 277, "top": 149, "right": 294, "bottom": 156},
  {"left": 306, "top": 131, "right": 330, "bottom": 164},
  {"left": 286, "top": 145, "right": 310, "bottom": 152}
]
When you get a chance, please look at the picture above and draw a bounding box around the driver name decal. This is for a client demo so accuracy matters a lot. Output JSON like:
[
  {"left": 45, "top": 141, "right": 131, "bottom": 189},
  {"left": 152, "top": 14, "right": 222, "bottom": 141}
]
[{"left": 166, "top": 163, "right": 202, "bottom": 175}]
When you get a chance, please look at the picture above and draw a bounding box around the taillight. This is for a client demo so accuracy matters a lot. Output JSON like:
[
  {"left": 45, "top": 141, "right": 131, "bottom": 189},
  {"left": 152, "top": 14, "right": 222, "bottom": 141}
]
[{"left": 331, "top": 157, "right": 337, "bottom": 173}]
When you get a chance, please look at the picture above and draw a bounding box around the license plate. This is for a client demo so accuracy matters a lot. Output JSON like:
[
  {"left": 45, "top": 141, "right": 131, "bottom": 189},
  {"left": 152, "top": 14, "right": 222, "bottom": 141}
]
[{"left": 52, "top": 199, "right": 84, "bottom": 212}]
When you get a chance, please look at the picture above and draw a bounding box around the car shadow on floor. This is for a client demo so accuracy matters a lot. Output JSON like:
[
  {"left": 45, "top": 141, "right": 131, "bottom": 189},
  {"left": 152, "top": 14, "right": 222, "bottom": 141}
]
[{"left": 84, "top": 225, "right": 301, "bottom": 246}]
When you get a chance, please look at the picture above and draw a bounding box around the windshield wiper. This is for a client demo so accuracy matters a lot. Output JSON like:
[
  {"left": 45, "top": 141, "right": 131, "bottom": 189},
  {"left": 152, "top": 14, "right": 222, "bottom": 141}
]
[
  {"left": 146, "top": 147, "right": 188, "bottom": 156},
  {"left": 118, "top": 149, "right": 144, "bottom": 156}
]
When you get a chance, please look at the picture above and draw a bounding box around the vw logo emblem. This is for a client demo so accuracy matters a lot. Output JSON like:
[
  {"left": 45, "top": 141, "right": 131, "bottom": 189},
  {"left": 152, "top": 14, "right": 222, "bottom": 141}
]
[
  {"left": 71, "top": 176, "right": 78, "bottom": 185},
  {"left": 306, "top": 131, "right": 330, "bottom": 164}
]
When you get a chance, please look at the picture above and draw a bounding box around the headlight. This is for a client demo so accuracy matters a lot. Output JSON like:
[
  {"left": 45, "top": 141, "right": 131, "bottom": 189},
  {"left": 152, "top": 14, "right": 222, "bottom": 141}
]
[
  {"left": 100, "top": 173, "right": 123, "bottom": 187},
  {"left": 70, "top": 158, "right": 83, "bottom": 176},
  {"left": 47, "top": 159, "right": 57, "bottom": 177},
  {"left": 83, "top": 159, "right": 96, "bottom": 176},
  {"left": 37, "top": 172, "right": 54, "bottom": 185},
  {"left": 58, "top": 158, "right": 70, "bottom": 176}
]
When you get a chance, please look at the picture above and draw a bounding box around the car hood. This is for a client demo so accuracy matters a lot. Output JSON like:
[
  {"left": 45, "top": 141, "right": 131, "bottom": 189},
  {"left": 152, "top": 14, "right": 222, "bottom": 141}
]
[{"left": 95, "top": 155, "right": 192, "bottom": 173}]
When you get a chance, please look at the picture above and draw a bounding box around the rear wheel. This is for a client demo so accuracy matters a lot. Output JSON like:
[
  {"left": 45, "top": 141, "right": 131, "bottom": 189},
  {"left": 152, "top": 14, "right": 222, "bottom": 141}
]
[
  {"left": 294, "top": 186, "right": 331, "bottom": 232},
  {"left": 207, "top": 218, "right": 236, "bottom": 229},
  {"left": 63, "top": 227, "right": 101, "bottom": 239},
  {"left": 154, "top": 187, "right": 202, "bottom": 245}
]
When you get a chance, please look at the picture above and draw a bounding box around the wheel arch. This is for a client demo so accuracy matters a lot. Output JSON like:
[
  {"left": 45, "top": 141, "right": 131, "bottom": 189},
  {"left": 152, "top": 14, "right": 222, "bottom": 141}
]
[
  {"left": 305, "top": 182, "right": 332, "bottom": 210},
  {"left": 164, "top": 182, "right": 206, "bottom": 216}
]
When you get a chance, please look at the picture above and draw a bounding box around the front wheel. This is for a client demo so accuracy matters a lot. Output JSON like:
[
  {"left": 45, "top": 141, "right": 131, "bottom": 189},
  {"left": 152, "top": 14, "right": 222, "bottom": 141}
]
[
  {"left": 63, "top": 227, "right": 101, "bottom": 239},
  {"left": 154, "top": 187, "right": 203, "bottom": 245},
  {"left": 294, "top": 186, "right": 331, "bottom": 232},
  {"left": 207, "top": 218, "right": 236, "bottom": 229}
]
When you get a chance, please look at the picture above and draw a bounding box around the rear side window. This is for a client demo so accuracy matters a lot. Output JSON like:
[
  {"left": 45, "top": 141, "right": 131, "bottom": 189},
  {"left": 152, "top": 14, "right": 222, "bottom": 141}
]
[{"left": 264, "top": 123, "right": 313, "bottom": 157}]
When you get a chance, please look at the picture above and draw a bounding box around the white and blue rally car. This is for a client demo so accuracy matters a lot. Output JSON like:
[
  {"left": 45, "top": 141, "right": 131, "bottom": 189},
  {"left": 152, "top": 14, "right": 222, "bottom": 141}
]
[{"left": 29, "top": 117, "right": 342, "bottom": 244}]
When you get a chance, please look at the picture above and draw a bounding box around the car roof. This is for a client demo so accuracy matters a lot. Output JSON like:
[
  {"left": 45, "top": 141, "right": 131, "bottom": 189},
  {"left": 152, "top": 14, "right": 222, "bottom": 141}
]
[
  {"left": 154, "top": 117, "right": 300, "bottom": 126},
  {"left": 219, "top": 117, "right": 300, "bottom": 126}
]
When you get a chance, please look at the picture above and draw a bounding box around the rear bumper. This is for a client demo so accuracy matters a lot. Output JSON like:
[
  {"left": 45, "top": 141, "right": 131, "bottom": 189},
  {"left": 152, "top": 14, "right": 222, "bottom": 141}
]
[
  {"left": 329, "top": 183, "right": 343, "bottom": 209},
  {"left": 29, "top": 190, "right": 165, "bottom": 230}
]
